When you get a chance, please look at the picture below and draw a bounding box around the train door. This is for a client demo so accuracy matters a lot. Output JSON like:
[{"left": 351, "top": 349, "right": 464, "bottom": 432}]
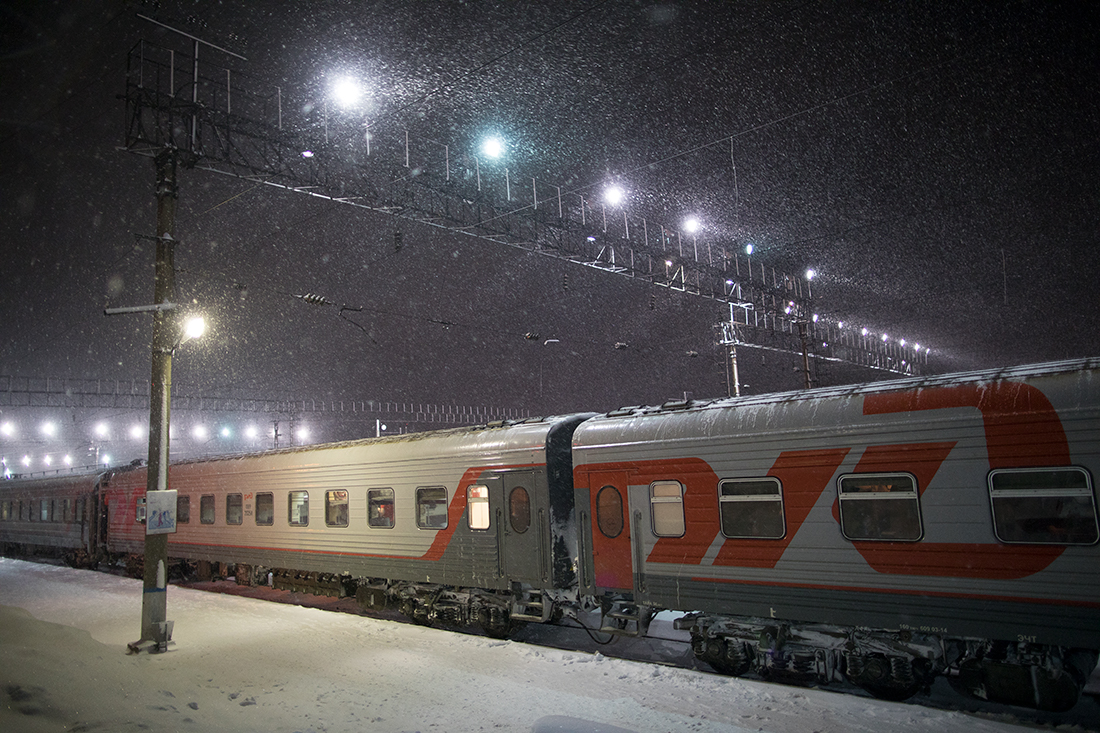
[
  {"left": 586, "top": 470, "right": 634, "bottom": 593},
  {"left": 486, "top": 470, "right": 544, "bottom": 584}
]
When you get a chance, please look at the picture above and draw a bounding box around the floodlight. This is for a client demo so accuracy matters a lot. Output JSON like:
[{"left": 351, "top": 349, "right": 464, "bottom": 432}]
[
  {"left": 604, "top": 185, "right": 624, "bottom": 206},
  {"left": 481, "top": 136, "right": 504, "bottom": 159}
]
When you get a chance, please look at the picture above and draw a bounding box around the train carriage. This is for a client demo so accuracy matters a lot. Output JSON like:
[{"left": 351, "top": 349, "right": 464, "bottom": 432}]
[
  {"left": 101, "top": 413, "right": 592, "bottom": 631},
  {"left": 571, "top": 358, "right": 1100, "bottom": 710},
  {"left": 0, "top": 472, "right": 104, "bottom": 564}
]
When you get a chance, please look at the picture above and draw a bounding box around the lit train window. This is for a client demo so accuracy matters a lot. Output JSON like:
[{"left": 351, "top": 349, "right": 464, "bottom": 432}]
[
  {"left": 596, "top": 485, "right": 624, "bottom": 538},
  {"left": 135, "top": 497, "right": 146, "bottom": 524},
  {"left": 226, "top": 494, "right": 243, "bottom": 525},
  {"left": 837, "top": 473, "right": 922, "bottom": 542},
  {"left": 177, "top": 495, "right": 190, "bottom": 524},
  {"left": 255, "top": 493, "right": 274, "bottom": 526},
  {"left": 467, "top": 485, "right": 490, "bottom": 530},
  {"left": 325, "top": 490, "right": 349, "bottom": 527},
  {"left": 40, "top": 499, "right": 50, "bottom": 522},
  {"left": 719, "top": 478, "right": 785, "bottom": 539},
  {"left": 368, "top": 488, "right": 395, "bottom": 528},
  {"left": 417, "top": 487, "right": 448, "bottom": 529},
  {"left": 509, "top": 487, "right": 530, "bottom": 534},
  {"left": 650, "top": 481, "right": 685, "bottom": 537},
  {"left": 288, "top": 491, "right": 309, "bottom": 526},
  {"left": 0, "top": 501, "right": 9, "bottom": 521},
  {"left": 988, "top": 467, "right": 1099, "bottom": 545},
  {"left": 200, "top": 495, "right": 215, "bottom": 524}
]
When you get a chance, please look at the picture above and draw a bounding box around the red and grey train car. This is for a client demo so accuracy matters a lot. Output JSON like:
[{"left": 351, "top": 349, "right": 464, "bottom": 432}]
[{"left": 2, "top": 358, "right": 1098, "bottom": 710}]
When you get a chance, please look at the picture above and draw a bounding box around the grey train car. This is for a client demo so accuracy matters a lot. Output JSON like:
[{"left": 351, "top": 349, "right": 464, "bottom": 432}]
[
  {"left": 571, "top": 358, "right": 1100, "bottom": 710},
  {"left": 2, "top": 358, "right": 1098, "bottom": 711}
]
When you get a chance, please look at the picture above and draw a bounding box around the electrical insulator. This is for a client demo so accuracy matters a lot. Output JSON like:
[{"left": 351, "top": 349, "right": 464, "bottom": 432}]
[
  {"left": 562, "top": 273, "right": 569, "bottom": 291},
  {"left": 649, "top": 292, "right": 656, "bottom": 310},
  {"left": 524, "top": 332, "right": 540, "bottom": 340},
  {"left": 394, "top": 231, "right": 403, "bottom": 252},
  {"left": 298, "top": 293, "right": 332, "bottom": 306}
]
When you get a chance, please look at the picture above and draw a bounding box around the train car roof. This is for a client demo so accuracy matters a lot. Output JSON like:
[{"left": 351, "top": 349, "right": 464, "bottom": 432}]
[{"left": 579, "top": 356, "right": 1100, "bottom": 432}]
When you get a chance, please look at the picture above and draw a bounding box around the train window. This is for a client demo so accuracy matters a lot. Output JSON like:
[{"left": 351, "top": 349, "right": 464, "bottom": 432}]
[
  {"left": 837, "top": 473, "right": 923, "bottom": 542},
  {"left": 416, "top": 487, "right": 448, "bottom": 529},
  {"left": 325, "top": 490, "right": 349, "bottom": 527},
  {"left": 467, "top": 485, "right": 490, "bottom": 530},
  {"left": 509, "top": 487, "right": 530, "bottom": 534},
  {"left": 135, "top": 497, "right": 146, "bottom": 524},
  {"left": 226, "top": 494, "right": 243, "bottom": 525},
  {"left": 40, "top": 499, "right": 51, "bottom": 522},
  {"left": 368, "top": 488, "right": 395, "bottom": 528},
  {"left": 288, "top": 491, "right": 309, "bottom": 526},
  {"left": 0, "top": 501, "right": 9, "bottom": 521},
  {"left": 200, "top": 494, "right": 216, "bottom": 524},
  {"left": 255, "top": 492, "right": 274, "bottom": 526},
  {"left": 596, "top": 485, "right": 624, "bottom": 538},
  {"left": 719, "top": 478, "right": 786, "bottom": 539},
  {"left": 177, "top": 495, "right": 190, "bottom": 524},
  {"left": 651, "top": 481, "right": 685, "bottom": 537},
  {"left": 988, "top": 467, "right": 1099, "bottom": 545},
  {"left": 60, "top": 498, "right": 71, "bottom": 523}
]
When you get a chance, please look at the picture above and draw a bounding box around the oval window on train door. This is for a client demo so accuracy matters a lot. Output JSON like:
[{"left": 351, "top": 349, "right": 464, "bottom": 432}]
[
  {"left": 509, "top": 486, "right": 530, "bottom": 533},
  {"left": 596, "top": 485, "right": 624, "bottom": 538}
]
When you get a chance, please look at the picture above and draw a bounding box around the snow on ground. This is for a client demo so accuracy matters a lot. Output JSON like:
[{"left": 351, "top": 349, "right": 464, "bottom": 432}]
[{"left": 0, "top": 558, "right": 1095, "bottom": 733}]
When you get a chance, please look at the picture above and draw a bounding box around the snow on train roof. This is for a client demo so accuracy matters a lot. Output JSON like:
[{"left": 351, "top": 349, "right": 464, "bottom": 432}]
[
  {"left": 127, "top": 412, "right": 596, "bottom": 472},
  {"left": 589, "top": 356, "right": 1100, "bottom": 422}
]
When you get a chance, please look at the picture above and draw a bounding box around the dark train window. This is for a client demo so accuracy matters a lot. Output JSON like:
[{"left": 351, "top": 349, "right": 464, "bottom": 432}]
[
  {"left": 368, "top": 488, "right": 394, "bottom": 528},
  {"left": 596, "top": 485, "right": 624, "bottom": 538},
  {"left": 60, "top": 498, "right": 71, "bottom": 522},
  {"left": 509, "top": 487, "right": 530, "bottom": 534},
  {"left": 177, "top": 495, "right": 190, "bottom": 524},
  {"left": 325, "top": 490, "right": 349, "bottom": 527},
  {"left": 226, "top": 494, "right": 243, "bottom": 525},
  {"left": 200, "top": 494, "right": 216, "bottom": 524},
  {"left": 838, "top": 473, "right": 922, "bottom": 542},
  {"left": 255, "top": 492, "right": 274, "bottom": 526},
  {"left": 719, "top": 478, "right": 786, "bottom": 539},
  {"left": 417, "top": 487, "right": 448, "bottom": 529},
  {"left": 467, "top": 485, "right": 490, "bottom": 530},
  {"left": 288, "top": 490, "right": 309, "bottom": 526},
  {"left": 650, "top": 481, "right": 685, "bottom": 537},
  {"left": 989, "top": 467, "right": 1099, "bottom": 545}
]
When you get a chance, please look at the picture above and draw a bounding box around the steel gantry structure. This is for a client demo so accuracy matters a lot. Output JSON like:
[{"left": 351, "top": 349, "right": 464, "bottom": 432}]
[{"left": 121, "top": 30, "right": 930, "bottom": 384}]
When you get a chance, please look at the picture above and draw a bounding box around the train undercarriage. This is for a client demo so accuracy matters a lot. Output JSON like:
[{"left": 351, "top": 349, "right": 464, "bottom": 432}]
[{"left": 677, "top": 611, "right": 1098, "bottom": 712}]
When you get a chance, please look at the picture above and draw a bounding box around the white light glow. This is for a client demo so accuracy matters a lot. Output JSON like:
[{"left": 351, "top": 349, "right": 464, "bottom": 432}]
[
  {"left": 22, "top": 455, "right": 31, "bottom": 466},
  {"left": 331, "top": 76, "right": 362, "bottom": 107},
  {"left": 882, "top": 333, "right": 889, "bottom": 342},
  {"left": 604, "top": 185, "right": 624, "bottom": 206},
  {"left": 296, "top": 427, "right": 310, "bottom": 441},
  {"left": 220, "top": 427, "right": 232, "bottom": 438},
  {"left": 192, "top": 425, "right": 208, "bottom": 440},
  {"left": 184, "top": 316, "right": 206, "bottom": 341},
  {"left": 102, "top": 454, "right": 112, "bottom": 466},
  {"left": 301, "top": 150, "right": 314, "bottom": 158},
  {"left": 245, "top": 425, "right": 258, "bottom": 439},
  {"left": 745, "top": 243, "right": 754, "bottom": 255},
  {"left": 861, "top": 328, "right": 869, "bottom": 336},
  {"left": 64, "top": 455, "right": 72, "bottom": 465},
  {"left": 481, "top": 136, "right": 504, "bottom": 159},
  {"left": 44, "top": 455, "right": 52, "bottom": 466},
  {"left": 95, "top": 422, "right": 109, "bottom": 438},
  {"left": 805, "top": 269, "right": 815, "bottom": 280},
  {"left": 41, "top": 422, "right": 56, "bottom": 438},
  {"left": 1, "top": 422, "right": 13, "bottom": 437},
  {"left": 130, "top": 425, "right": 144, "bottom": 440},
  {"left": 683, "top": 217, "right": 700, "bottom": 234}
]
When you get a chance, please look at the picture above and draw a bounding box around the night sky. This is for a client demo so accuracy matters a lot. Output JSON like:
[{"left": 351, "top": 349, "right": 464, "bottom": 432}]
[{"left": 2, "top": 0, "right": 1098, "bottom": 425}]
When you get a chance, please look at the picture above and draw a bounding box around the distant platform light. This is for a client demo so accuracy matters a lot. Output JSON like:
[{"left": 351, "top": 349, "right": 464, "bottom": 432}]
[
  {"left": 130, "top": 424, "right": 143, "bottom": 440},
  {"left": 43, "top": 455, "right": 52, "bottom": 466},
  {"left": 900, "top": 339, "right": 907, "bottom": 347},
  {"left": 914, "top": 343, "right": 921, "bottom": 351},
  {"left": 861, "top": 328, "right": 869, "bottom": 336},
  {"left": 22, "top": 455, "right": 31, "bottom": 466},
  {"left": 587, "top": 235, "right": 596, "bottom": 242},
  {"left": 604, "top": 185, "right": 624, "bottom": 206},
  {"left": 193, "top": 425, "right": 208, "bottom": 440},
  {"left": 245, "top": 425, "right": 258, "bottom": 439},
  {"left": 745, "top": 243, "right": 754, "bottom": 255},
  {"left": 301, "top": 150, "right": 314, "bottom": 158},
  {"left": 64, "top": 455, "right": 72, "bottom": 466},
  {"left": 220, "top": 427, "right": 232, "bottom": 438},
  {"left": 101, "top": 454, "right": 112, "bottom": 466},
  {"left": 95, "top": 422, "right": 109, "bottom": 438},
  {"left": 481, "top": 136, "right": 504, "bottom": 159},
  {"left": 838, "top": 321, "right": 845, "bottom": 329},
  {"left": 683, "top": 217, "right": 700, "bottom": 233},
  {"left": 297, "top": 427, "right": 310, "bottom": 441},
  {"left": 41, "top": 421, "right": 56, "bottom": 438},
  {"left": 1, "top": 421, "right": 13, "bottom": 437},
  {"left": 882, "top": 333, "right": 889, "bottom": 342},
  {"left": 812, "top": 313, "right": 819, "bottom": 322},
  {"left": 805, "top": 269, "right": 816, "bottom": 280}
]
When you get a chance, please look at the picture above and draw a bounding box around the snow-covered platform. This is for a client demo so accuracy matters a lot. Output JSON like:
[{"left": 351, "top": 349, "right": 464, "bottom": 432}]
[{"left": 1, "top": 558, "right": 1095, "bottom": 733}]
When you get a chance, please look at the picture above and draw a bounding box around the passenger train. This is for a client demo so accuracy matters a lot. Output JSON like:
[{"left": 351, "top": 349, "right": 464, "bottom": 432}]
[{"left": 3, "top": 358, "right": 1099, "bottom": 711}]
